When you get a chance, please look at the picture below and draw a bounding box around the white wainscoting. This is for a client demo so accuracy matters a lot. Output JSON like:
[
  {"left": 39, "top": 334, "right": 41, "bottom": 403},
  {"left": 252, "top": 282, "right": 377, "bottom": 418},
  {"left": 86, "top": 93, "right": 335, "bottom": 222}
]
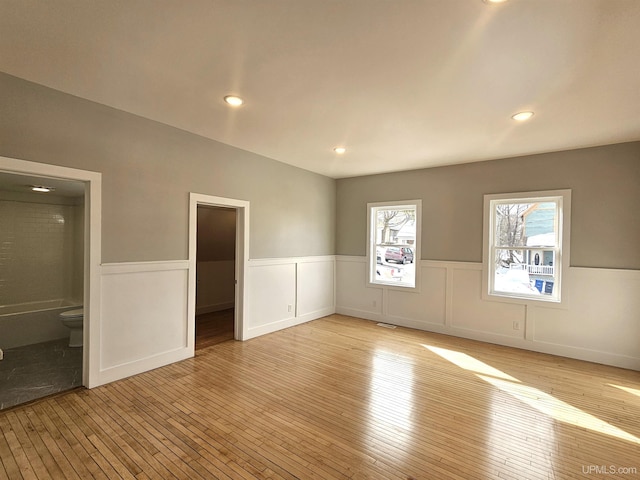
[
  {"left": 98, "top": 261, "right": 190, "bottom": 385},
  {"left": 246, "top": 256, "right": 335, "bottom": 339},
  {"left": 336, "top": 256, "right": 640, "bottom": 370},
  {"left": 93, "top": 256, "right": 335, "bottom": 387}
]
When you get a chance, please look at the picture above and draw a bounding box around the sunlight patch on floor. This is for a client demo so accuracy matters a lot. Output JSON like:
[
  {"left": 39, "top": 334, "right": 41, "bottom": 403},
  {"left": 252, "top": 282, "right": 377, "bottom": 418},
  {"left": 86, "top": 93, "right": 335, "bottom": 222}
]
[
  {"left": 423, "top": 344, "right": 519, "bottom": 382},
  {"left": 424, "top": 344, "right": 640, "bottom": 445},
  {"left": 609, "top": 384, "right": 640, "bottom": 398},
  {"left": 479, "top": 375, "right": 640, "bottom": 445}
]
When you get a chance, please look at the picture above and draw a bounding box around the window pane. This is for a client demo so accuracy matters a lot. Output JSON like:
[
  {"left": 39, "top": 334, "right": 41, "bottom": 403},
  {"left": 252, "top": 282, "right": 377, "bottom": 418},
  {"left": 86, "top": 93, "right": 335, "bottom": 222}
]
[
  {"left": 372, "top": 207, "right": 416, "bottom": 287},
  {"left": 494, "top": 203, "right": 531, "bottom": 248},
  {"left": 494, "top": 249, "right": 540, "bottom": 296},
  {"left": 494, "top": 248, "right": 556, "bottom": 297},
  {"left": 494, "top": 201, "right": 557, "bottom": 248},
  {"left": 524, "top": 202, "right": 557, "bottom": 247},
  {"left": 485, "top": 191, "right": 568, "bottom": 305}
]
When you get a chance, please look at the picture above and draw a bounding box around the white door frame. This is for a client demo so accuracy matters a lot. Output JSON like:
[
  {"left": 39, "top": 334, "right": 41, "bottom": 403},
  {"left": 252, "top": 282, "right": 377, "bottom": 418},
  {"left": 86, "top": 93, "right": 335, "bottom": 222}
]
[
  {"left": 188, "top": 193, "right": 250, "bottom": 345},
  {"left": 0, "top": 156, "right": 102, "bottom": 388}
]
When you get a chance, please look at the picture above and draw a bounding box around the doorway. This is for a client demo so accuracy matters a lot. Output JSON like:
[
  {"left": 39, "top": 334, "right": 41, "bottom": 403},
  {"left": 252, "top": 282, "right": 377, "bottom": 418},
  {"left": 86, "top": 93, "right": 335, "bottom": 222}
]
[
  {"left": 195, "top": 205, "right": 236, "bottom": 349},
  {"left": 188, "top": 193, "right": 249, "bottom": 352},
  {"left": 0, "top": 156, "right": 102, "bottom": 399},
  {"left": 0, "top": 174, "right": 84, "bottom": 409}
]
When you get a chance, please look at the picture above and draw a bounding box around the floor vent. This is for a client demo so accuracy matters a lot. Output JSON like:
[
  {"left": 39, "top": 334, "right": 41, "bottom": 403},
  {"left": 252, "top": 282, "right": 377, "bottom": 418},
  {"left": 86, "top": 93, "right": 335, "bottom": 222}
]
[{"left": 376, "top": 323, "right": 397, "bottom": 329}]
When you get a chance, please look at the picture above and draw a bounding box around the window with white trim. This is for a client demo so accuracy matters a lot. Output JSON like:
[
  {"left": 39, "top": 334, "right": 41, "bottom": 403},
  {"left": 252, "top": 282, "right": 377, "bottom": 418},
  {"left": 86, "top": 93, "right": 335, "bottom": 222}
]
[
  {"left": 368, "top": 201, "right": 421, "bottom": 289},
  {"left": 483, "top": 190, "right": 570, "bottom": 305}
]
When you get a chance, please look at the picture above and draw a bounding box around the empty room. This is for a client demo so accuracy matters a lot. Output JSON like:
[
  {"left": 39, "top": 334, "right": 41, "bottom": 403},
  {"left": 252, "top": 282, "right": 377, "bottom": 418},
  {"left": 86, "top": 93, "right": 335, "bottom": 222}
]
[{"left": 1, "top": 1, "right": 639, "bottom": 479}]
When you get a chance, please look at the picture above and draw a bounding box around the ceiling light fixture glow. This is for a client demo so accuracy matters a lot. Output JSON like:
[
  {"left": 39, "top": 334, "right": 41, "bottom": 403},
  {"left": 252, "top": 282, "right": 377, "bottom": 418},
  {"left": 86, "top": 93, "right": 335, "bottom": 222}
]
[
  {"left": 224, "top": 95, "right": 244, "bottom": 107},
  {"left": 483, "top": 0, "right": 508, "bottom": 3},
  {"left": 333, "top": 146, "right": 347, "bottom": 154},
  {"left": 31, "top": 185, "right": 54, "bottom": 193},
  {"left": 512, "top": 111, "right": 534, "bottom": 121}
]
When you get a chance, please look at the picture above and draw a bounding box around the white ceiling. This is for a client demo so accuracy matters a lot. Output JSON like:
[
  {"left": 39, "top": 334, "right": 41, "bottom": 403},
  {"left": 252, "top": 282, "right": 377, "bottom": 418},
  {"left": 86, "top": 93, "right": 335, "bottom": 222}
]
[
  {"left": 1, "top": 0, "right": 639, "bottom": 179},
  {"left": 0, "top": 172, "right": 85, "bottom": 197}
]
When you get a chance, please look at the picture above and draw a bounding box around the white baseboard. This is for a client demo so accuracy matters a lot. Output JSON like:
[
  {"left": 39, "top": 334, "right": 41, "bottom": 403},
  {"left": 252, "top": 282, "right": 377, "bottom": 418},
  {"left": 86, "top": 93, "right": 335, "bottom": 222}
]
[
  {"left": 338, "top": 308, "right": 640, "bottom": 370},
  {"left": 247, "top": 256, "right": 335, "bottom": 340},
  {"left": 523, "top": 340, "right": 640, "bottom": 371},
  {"left": 336, "top": 256, "right": 640, "bottom": 371},
  {"left": 336, "top": 306, "right": 384, "bottom": 323},
  {"left": 298, "top": 306, "right": 335, "bottom": 324},
  {"left": 93, "top": 346, "right": 192, "bottom": 387},
  {"left": 97, "top": 260, "right": 190, "bottom": 387},
  {"left": 246, "top": 306, "right": 334, "bottom": 340}
]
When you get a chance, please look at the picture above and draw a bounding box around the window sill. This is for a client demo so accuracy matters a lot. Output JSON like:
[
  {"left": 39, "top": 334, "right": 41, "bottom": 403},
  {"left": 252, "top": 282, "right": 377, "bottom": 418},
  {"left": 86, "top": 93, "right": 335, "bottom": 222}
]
[
  {"left": 482, "top": 290, "right": 569, "bottom": 310},
  {"left": 368, "top": 281, "right": 419, "bottom": 292}
]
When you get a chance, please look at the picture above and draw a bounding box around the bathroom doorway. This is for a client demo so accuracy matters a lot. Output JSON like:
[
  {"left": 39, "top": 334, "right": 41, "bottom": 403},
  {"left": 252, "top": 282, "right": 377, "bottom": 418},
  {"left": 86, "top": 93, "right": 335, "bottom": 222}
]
[
  {"left": 0, "top": 155, "right": 102, "bottom": 399},
  {"left": 0, "top": 172, "right": 85, "bottom": 409},
  {"left": 188, "top": 193, "right": 249, "bottom": 352},
  {"left": 195, "top": 205, "right": 236, "bottom": 349}
]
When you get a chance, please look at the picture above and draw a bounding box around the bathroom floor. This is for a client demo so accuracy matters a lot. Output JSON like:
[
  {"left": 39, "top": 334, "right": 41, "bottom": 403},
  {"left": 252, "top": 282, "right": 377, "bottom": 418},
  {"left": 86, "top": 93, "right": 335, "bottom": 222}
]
[
  {"left": 0, "top": 310, "right": 231, "bottom": 409},
  {"left": 0, "top": 338, "right": 82, "bottom": 410}
]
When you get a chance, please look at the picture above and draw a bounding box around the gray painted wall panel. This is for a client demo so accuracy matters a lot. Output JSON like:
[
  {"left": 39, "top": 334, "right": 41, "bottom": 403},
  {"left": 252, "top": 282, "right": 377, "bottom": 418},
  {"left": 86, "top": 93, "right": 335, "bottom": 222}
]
[
  {"left": 3, "top": 73, "right": 638, "bottom": 270},
  {"left": 0, "top": 73, "right": 336, "bottom": 262},
  {"left": 337, "top": 142, "right": 640, "bottom": 269}
]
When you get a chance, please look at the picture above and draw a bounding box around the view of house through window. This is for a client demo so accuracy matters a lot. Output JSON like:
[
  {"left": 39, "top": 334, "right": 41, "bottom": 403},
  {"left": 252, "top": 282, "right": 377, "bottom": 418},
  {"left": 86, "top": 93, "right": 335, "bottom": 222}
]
[
  {"left": 485, "top": 191, "right": 570, "bottom": 303},
  {"left": 369, "top": 202, "right": 420, "bottom": 288}
]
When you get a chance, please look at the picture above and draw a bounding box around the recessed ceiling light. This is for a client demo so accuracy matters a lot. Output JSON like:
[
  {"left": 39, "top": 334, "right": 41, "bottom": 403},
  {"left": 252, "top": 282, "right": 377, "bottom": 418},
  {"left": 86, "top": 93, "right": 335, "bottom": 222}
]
[
  {"left": 512, "top": 111, "right": 534, "bottom": 122},
  {"left": 483, "top": 0, "right": 508, "bottom": 4},
  {"left": 31, "top": 185, "right": 54, "bottom": 193},
  {"left": 224, "top": 95, "right": 244, "bottom": 107},
  {"left": 333, "top": 146, "right": 347, "bottom": 155}
]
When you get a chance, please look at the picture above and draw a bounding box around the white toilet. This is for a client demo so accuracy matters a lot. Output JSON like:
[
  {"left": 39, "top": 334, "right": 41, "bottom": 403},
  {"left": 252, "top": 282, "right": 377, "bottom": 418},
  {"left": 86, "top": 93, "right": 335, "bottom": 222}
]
[{"left": 60, "top": 308, "right": 84, "bottom": 347}]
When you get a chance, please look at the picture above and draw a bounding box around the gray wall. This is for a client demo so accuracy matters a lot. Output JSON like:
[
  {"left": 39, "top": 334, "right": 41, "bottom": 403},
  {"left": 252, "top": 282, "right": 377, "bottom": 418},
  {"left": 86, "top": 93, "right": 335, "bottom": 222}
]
[
  {"left": 0, "top": 73, "right": 336, "bottom": 262},
  {"left": 337, "top": 142, "right": 640, "bottom": 270},
  {"left": 3, "top": 73, "right": 638, "bottom": 269}
]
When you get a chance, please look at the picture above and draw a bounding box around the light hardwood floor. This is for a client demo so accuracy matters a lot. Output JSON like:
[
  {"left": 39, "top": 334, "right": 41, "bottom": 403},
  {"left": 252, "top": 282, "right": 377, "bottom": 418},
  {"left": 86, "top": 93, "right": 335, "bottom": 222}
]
[
  {"left": 196, "top": 309, "right": 235, "bottom": 350},
  {"left": 1, "top": 314, "right": 639, "bottom": 479}
]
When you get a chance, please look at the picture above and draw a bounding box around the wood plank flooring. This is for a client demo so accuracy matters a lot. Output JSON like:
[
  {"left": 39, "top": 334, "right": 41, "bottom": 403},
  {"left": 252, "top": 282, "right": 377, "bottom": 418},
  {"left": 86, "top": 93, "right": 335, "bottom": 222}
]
[
  {"left": 196, "top": 309, "right": 235, "bottom": 350},
  {"left": 1, "top": 314, "right": 640, "bottom": 479}
]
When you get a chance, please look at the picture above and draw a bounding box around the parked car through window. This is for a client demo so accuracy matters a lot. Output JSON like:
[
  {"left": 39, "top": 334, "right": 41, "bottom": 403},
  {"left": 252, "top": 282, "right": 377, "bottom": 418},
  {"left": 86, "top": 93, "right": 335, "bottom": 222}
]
[
  {"left": 368, "top": 201, "right": 421, "bottom": 289},
  {"left": 384, "top": 246, "right": 414, "bottom": 264}
]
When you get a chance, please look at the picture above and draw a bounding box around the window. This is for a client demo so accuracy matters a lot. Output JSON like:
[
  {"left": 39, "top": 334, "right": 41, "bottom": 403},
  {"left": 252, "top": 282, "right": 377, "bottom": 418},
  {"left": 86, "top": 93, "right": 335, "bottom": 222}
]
[
  {"left": 368, "top": 200, "right": 421, "bottom": 289},
  {"left": 483, "top": 190, "right": 570, "bottom": 305}
]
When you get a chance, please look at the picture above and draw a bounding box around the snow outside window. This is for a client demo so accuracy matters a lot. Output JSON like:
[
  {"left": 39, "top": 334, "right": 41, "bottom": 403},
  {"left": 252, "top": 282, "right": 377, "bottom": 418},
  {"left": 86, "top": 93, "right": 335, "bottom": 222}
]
[
  {"left": 367, "top": 201, "right": 421, "bottom": 290},
  {"left": 483, "top": 190, "right": 571, "bottom": 306}
]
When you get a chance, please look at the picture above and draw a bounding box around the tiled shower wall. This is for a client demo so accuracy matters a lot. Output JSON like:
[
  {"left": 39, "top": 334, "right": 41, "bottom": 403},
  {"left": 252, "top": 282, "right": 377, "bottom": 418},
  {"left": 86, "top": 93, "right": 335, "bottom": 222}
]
[{"left": 0, "top": 199, "right": 83, "bottom": 306}]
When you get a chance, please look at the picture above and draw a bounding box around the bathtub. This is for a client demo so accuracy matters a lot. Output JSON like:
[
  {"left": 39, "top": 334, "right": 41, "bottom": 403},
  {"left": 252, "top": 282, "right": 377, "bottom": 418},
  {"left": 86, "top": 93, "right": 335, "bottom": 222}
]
[{"left": 0, "top": 299, "right": 82, "bottom": 349}]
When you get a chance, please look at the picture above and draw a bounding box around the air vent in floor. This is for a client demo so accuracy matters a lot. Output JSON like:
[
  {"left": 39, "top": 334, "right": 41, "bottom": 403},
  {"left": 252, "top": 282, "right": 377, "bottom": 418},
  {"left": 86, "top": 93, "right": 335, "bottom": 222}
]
[{"left": 376, "top": 323, "right": 397, "bottom": 329}]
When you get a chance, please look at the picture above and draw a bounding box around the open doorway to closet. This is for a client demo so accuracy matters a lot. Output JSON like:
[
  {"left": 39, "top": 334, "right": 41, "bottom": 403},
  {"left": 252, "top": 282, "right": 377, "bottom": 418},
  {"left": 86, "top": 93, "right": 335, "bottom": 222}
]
[
  {"left": 189, "top": 192, "right": 249, "bottom": 352},
  {"left": 195, "top": 205, "right": 236, "bottom": 349}
]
